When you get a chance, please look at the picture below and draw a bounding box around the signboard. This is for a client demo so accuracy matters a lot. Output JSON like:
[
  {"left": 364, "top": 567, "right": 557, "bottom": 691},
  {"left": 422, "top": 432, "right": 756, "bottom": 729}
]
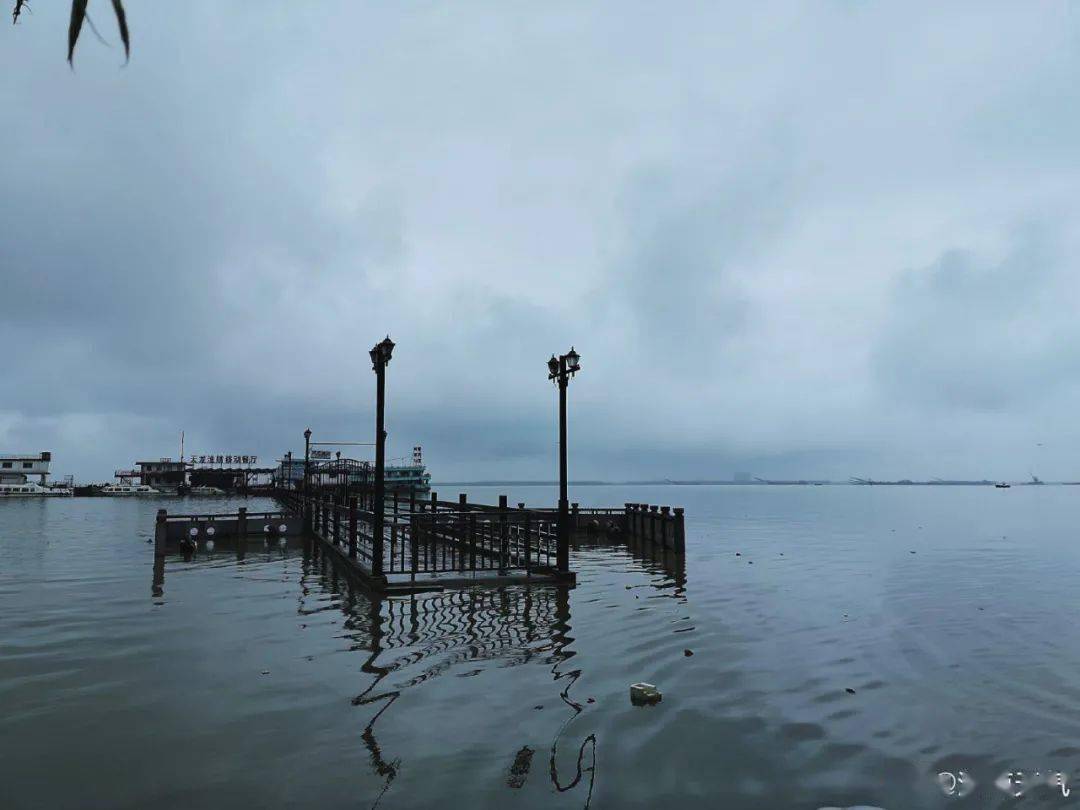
[
  {"left": 310, "top": 450, "right": 332, "bottom": 460},
  {"left": 189, "top": 454, "right": 258, "bottom": 466}
]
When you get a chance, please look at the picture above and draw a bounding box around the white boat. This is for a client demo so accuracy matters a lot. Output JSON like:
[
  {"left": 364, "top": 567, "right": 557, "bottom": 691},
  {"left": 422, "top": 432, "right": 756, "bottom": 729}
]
[
  {"left": 186, "top": 485, "right": 226, "bottom": 496},
  {"left": 101, "top": 483, "right": 160, "bottom": 496},
  {"left": 0, "top": 481, "right": 73, "bottom": 498}
]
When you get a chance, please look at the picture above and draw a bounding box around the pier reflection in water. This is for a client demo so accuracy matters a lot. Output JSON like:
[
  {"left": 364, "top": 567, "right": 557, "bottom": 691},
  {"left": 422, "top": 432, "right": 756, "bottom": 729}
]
[{"left": 146, "top": 530, "right": 686, "bottom": 808}]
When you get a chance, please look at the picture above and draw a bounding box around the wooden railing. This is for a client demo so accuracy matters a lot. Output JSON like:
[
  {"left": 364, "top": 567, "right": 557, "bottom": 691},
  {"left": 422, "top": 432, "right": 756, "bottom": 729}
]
[
  {"left": 290, "top": 491, "right": 564, "bottom": 580},
  {"left": 275, "top": 486, "right": 686, "bottom": 583}
]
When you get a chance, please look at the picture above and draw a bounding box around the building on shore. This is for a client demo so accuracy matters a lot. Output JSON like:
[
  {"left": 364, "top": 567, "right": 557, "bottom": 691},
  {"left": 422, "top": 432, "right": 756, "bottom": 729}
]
[
  {"left": 0, "top": 452, "right": 72, "bottom": 497},
  {"left": 109, "top": 454, "right": 274, "bottom": 494},
  {"left": 127, "top": 459, "right": 188, "bottom": 492},
  {"left": 276, "top": 445, "right": 430, "bottom": 493}
]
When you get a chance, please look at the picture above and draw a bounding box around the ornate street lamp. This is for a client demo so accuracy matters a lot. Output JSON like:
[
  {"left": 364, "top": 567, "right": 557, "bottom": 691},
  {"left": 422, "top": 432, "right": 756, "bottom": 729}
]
[
  {"left": 369, "top": 336, "right": 395, "bottom": 578},
  {"left": 547, "top": 346, "right": 582, "bottom": 573},
  {"left": 303, "top": 428, "right": 312, "bottom": 528}
]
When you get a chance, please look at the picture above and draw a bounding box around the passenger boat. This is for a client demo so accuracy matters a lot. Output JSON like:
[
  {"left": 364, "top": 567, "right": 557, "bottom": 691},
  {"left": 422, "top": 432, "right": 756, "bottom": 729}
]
[
  {"left": 0, "top": 481, "right": 73, "bottom": 498},
  {"left": 101, "top": 483, "right": 160, "bottom": 496},
  {"left": 186, "top": 485, "right": 226, "bottom": 496},
  {"left": 385, "top": 446, "right": 432, "bottom": 493},
  {"left": 0, "top": 452, "right": 73, "bottom": 497}
]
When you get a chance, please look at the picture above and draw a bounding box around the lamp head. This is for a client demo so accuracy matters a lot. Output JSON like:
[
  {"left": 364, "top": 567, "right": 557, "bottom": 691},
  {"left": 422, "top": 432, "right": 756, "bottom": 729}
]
[
  {"left": 566, "top": 346, "right": 580, "bottom": 374},
  {"left": 379, "top": 335, "right": 395, "bottom": 363},
  {"left": 547, "top": 355, "right": 560, "bottom": 379}
]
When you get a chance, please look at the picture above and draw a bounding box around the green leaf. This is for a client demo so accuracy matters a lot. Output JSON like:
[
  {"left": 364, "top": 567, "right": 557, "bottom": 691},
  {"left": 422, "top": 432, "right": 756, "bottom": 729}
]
[
  {"left": 111, "top": 0, "right": 129, "bottom": 62},
  {"left": 67, "top": 0, "right": 87, "bottom": 64}
]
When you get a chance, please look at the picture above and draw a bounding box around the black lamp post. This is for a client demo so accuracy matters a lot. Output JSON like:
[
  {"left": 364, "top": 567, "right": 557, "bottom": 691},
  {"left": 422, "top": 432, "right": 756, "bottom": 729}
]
[
  {"left": 369, "top": 335, "right": 395, "bottom": 578},
  {"left": 303, "top": 428, "right": 312, "bottom": 527},
  {"left": 548, "top": 346, "right": 580, "bottom": 573}
]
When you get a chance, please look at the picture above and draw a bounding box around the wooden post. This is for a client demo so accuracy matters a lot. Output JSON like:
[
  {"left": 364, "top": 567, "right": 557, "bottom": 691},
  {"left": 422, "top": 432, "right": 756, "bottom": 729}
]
[
  {"left": 469, "top": 512, "right": 477, "bottom": 573},
  {"left": 571, "top": 502, "right": 579, "bottom": 532},
  {"left": 429, "top": 492, "right": 438, "bottom": 570},
  {"left": 409, "top": 485, "right": 416, "bottom": 514},
  {"left": 237, "top": 506, "right": 247, "bottom": 543},
  {"left": 154, "top": 509, "right": 167, "bottom": 557},
  {"left": 499, "top": 495, "right": 509, "bottom": 572},
  {"left": 458, "top": 494, "right": 468, "bottom": 572},
  {"left": 390, "top": 523, "right": 397, "bottom": 571},
  {"left": 673, "top": 507, "right": 685, "bottom": 553},
  {"left": 348, "top": 496, "right": 358, "bottom": 558},
  {"left": 660, "top": 506, "right": 671, "bottom": 548},
  {"left": 624, "top": 502, "right": 632, "bottom": 536},
  {"left": 393, "top": 490, "right": 399, "bottom": 516},
  {"left": 410, "top": 506, "right": 419, "bottom": 582},
  {"left": 649, "top": 505, "right": 659, "bottom": 544},
  {"left": 522, "top": 505, "right": 531, "bottom": 575}
]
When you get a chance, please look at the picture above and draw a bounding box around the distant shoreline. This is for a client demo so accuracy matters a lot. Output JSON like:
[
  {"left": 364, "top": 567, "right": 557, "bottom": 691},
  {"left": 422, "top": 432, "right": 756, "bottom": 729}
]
[{"left": 433, "top": 480, "right": 1080, "bottom": 487}]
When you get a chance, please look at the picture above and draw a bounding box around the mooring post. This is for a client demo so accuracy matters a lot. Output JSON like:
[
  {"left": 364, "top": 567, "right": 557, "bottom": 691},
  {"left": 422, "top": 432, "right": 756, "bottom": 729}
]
[
  {"left": 624, "top": 502, "right": 633, "bottom": 535},
  {"left": 660, "top": 506, "right": 671, "bottom": 548},
  {"left": 673, "top": 507, "right": 685, "bottom": 552},
  {"left": 639, "top": 503, "right": 648, "bottom": 536},
  {"left": 499, "top": 495, "right": 509, "bottom": 572},
  {"left": 409, "top": 485, "right": 416, "bottom": 514},
  {"left": 334, "top": 494, "right": 342, "bottom": 545},
  {"left": 410, "top": 505, "right": 419, "bottom": 582},
  {"left": 458, "top": 494, "right": 468, "bottom": 572},
  {"left": 348, "top": 496, "right": 358, "bottom": 558},
  {"left": 571, "top": 502, "right": 579, "bottom": 532},
  {"left": 154, "top": 509, "right": 167, "bottom": 558},
  {"left": 649, "top": 505, "right": 659, "bottom": 544},
  {"left": 429, "top": 492, "right": 438, "bottom": 570},
  {"left": 521, "top": 503, "right": 531, "bottom": 575},
  {"left": 237, "top": 506, "right": 247, "bottom": 543}
]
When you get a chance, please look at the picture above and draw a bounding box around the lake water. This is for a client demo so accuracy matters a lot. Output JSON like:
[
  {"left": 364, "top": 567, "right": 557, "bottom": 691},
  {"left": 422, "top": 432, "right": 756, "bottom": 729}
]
[{"left": 2, "top": 485, "right": 1079, "bottom": 809}]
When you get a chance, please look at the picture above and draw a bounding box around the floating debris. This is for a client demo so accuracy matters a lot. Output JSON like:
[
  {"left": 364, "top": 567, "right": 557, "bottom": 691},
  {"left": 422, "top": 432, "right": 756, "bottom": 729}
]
[
  {"left": 683, "top": 649, "right": 694, "bottom": 657},
  {"left": 630, "top": 682, "right": 662, "bottom": 705},
  {"left": 845, "top": 687, "right": 856, "bottom": 694},
  {"left": 506, "top": 746, "right": 534, "bottom": 789}
]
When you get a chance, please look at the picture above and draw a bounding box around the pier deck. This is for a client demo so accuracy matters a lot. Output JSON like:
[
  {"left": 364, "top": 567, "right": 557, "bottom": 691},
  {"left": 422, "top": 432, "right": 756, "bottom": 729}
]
[{"left": 152, "top": 489, "right": 685, "bottom": 595}]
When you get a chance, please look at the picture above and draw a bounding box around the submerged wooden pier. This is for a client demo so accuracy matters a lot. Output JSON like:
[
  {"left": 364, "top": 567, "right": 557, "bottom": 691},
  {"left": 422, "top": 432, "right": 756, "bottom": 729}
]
[{"left": 151, "top": 488, "right": 686, "bottom": 595}]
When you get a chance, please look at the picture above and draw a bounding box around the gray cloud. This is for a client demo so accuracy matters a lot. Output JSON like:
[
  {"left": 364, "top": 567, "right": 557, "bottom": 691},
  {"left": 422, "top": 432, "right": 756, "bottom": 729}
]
[{"left": 3, "top": 2, "right": 1080, "bottom": 483}]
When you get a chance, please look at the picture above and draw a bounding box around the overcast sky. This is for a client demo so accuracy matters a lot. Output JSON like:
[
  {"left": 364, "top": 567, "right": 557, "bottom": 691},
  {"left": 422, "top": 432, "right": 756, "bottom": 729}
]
[{"left": 2, "top": 2, "right": 1080, "bottom": 482}]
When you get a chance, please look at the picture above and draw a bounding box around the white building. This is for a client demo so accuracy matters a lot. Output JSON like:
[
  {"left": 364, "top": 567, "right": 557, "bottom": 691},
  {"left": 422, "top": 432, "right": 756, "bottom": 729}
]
[
  {"left": 0, "top": 452, "right": 52, "bottom": 485},
  {"left": 0, "top": 452, "right": 70, "bottom": 497}
]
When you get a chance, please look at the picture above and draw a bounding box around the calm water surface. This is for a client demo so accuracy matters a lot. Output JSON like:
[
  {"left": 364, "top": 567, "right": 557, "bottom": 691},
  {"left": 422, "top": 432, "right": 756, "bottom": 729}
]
[{"left": 3, "top": 486, "right": 1079, "bottom": 808}]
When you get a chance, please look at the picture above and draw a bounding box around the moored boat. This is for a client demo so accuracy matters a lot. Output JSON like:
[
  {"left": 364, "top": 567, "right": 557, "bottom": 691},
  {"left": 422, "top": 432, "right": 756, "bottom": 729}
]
[
  {"left": 101, "top": 483, "right": 160, "bottom": 496},
  {"left": 0, "top": 452, "right": 73, "bottom": 497}
]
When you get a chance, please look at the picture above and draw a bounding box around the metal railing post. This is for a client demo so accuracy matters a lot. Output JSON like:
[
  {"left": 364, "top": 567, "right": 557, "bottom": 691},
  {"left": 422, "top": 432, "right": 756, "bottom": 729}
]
[{"left": 348, "top": 496, "right": 358, "bottom": 558}]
